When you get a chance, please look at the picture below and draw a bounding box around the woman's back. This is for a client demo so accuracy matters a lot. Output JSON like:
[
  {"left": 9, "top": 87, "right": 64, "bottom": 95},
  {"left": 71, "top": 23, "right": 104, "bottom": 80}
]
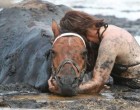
[{"left": 103, "top": 25, "right": 140, "bottom": 65}]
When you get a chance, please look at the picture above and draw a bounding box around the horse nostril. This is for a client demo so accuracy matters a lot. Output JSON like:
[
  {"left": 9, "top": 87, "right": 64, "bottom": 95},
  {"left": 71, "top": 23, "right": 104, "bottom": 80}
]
[
  {"left": 55, "top": 76, "right": 64, "bottom": 86},
  {"left": 71, "top": 77, "right": 79, "bottom": 88}
]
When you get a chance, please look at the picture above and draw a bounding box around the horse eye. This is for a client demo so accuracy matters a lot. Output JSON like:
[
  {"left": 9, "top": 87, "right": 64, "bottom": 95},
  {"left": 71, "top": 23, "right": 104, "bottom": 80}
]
[
  {"left": 81, "top": 50, "right": 87, "bottom": 59},
  {"left": 50, "top": 50, "right": 56, "bottom": 58}
]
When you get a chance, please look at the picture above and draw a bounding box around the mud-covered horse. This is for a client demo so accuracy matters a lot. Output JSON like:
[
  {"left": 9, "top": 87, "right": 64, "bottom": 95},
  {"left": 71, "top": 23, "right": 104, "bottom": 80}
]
[{"left": 47, "top": 21, "right": 96, "bottom": 96}]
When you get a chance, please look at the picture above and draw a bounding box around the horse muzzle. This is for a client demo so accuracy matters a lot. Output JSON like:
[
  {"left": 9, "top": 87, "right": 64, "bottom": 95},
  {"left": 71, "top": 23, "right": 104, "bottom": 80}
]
[
  {"left": 51, "top": 59, "right": 86, "bottom": 96},
  {"left": 53, "top": 74, "right": 80, "bottom": 96}
]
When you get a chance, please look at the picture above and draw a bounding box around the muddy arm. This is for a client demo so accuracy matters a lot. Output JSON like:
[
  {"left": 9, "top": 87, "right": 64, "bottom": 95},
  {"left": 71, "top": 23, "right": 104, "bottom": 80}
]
[{"left": 78, "top": 39, "right": 117, "bottom": 93}]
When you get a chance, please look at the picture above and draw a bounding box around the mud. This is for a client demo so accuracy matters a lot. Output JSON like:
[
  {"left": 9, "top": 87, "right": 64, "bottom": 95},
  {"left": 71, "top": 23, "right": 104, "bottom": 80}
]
[
  {"left": 0, "top": 84, "right": 139, "bottom": 109},
  {"left": 0, "top": 0, "right": 140, "bottom": 110}
]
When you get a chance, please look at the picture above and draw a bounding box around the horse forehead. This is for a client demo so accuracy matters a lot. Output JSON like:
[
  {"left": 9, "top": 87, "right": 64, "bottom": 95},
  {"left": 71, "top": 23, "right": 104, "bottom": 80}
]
[{"left": 54, "top": 37, "right": 85, "bottom": 47}]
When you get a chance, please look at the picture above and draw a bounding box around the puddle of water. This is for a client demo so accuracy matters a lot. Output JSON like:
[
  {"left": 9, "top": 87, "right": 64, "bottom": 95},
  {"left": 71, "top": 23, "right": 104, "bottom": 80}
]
[
  {"left": 8, "top": 90, "right": 114, "bottom": 103},
  {"left": 9, "top": 93, "right": 98, "bottom": 102}
]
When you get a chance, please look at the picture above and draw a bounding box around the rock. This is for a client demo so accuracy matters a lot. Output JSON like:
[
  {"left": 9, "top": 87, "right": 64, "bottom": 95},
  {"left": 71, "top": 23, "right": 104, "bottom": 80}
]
[{"left": 0, "top": 0, "right": 71, "bottom": 92}]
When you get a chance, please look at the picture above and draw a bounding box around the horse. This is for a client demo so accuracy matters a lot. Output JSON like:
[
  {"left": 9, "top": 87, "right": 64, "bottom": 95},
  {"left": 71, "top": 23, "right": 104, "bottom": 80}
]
[{"left": 45, "top": 20, "right": 98, "bottom": 96}]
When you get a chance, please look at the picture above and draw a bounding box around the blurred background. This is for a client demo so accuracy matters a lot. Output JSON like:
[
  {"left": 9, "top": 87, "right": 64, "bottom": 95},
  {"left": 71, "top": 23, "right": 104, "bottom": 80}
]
[
  {"left": 46, "top": 0, "right": 140, "bottom": 21},
  {"left": 0, "top": 0, "right": 140, "bottom": 20},
  {"left": 0, "top": 0, "right": 140, "bottom": 43},
  {"left": 46, "top": 0, "right": 140, "bottom": 43}
]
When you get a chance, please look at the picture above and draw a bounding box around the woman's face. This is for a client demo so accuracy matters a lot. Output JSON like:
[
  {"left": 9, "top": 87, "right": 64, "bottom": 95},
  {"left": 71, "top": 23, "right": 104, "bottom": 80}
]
[{"left": 86, "top": 27, "right": 99, "bottom": 43}]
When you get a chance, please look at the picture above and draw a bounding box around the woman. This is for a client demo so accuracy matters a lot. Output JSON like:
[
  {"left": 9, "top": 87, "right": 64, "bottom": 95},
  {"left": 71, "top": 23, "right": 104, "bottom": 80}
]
[{"left": 49, "top": 11, "right": 140, "bottom": 94}]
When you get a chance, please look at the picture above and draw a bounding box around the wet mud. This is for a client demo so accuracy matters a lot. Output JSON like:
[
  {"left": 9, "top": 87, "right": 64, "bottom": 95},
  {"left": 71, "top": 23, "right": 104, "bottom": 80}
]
[
  {"left": 0, "top": 84, "right": 140, "bottom": 110},
  {"left": 0, "top": 0, "right": 140, "bottom": 110}
]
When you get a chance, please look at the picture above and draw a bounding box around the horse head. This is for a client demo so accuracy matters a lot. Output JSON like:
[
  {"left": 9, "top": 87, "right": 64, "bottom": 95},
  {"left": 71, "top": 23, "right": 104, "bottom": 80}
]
[{"left": 50, "top": 20, "right": 90, "bottom": 96}]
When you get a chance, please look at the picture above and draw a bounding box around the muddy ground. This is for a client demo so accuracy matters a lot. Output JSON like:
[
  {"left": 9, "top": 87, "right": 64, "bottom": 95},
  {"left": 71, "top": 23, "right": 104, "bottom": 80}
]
[
  {"left": 0, "top": 83, "right": 140, "bottom": 110},
  {"left": 0, "top": 1, "right": 140, "bottom": 110}
]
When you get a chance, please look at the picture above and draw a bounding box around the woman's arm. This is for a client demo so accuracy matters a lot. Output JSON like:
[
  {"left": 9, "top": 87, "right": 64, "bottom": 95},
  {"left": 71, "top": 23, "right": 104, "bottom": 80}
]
[{"left": 78, "top": 38, "right": 117, "bottom": 93}]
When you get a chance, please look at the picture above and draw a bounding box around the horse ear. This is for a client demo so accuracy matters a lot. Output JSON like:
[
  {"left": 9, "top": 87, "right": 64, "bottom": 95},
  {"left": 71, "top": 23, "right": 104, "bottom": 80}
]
[{"left": 52, "top": 20, "right": 60, "bottom": 38}]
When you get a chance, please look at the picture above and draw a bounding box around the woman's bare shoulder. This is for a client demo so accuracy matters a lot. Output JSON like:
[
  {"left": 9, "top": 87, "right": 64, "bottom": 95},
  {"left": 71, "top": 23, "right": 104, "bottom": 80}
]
[
  {"left": 105, "top": 24, "right": 133, "bottom": 39},
  {"left": 107, "top": 25, "right": 123, "bottom": 31}
]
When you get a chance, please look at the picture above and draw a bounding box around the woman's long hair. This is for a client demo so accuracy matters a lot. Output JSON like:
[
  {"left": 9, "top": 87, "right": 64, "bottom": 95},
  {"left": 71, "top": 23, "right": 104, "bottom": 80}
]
[{"left": 60, "top": 11, "right": 105, "bottom": 36}]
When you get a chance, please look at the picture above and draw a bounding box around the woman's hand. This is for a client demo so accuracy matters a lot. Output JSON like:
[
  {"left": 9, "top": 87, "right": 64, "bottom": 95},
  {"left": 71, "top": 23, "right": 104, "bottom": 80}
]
[
  {"left": 48, "top": 76, "right": 61, "bottom": 94},
  {"left": 78, "top": 80, "right": 103, "bottom": 94}
]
